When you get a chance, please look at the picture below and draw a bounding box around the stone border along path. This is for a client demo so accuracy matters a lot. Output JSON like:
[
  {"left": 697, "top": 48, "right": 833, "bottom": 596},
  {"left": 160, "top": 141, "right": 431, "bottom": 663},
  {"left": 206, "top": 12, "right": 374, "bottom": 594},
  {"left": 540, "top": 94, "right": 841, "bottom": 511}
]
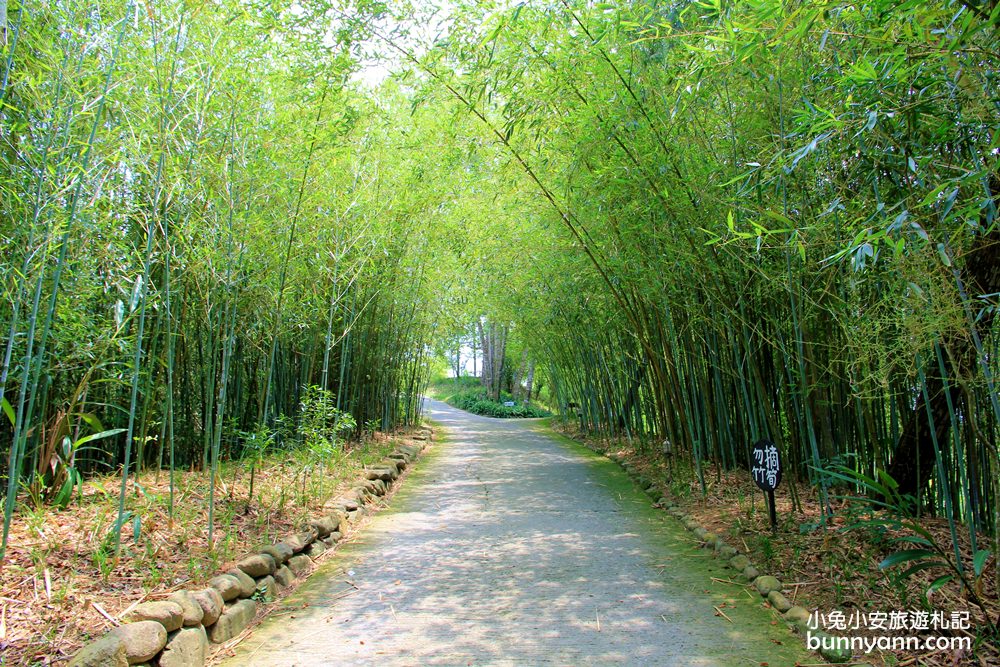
[
  {"left": 67, "top": 429, "right": 432, "bottom": 667},
  {"left": 603, "top": 451, "right": 855, "bottom": 665},
  {"left": 217, "top": 399, "right": 818, "bottom": 666}
]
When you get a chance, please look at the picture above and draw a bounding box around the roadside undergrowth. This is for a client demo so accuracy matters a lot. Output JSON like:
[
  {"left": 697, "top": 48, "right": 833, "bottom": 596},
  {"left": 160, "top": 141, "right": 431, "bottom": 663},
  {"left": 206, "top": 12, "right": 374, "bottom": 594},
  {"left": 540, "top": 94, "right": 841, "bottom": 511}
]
[{"left": 0, "top": 430, "right": 416, "bottom": 666}]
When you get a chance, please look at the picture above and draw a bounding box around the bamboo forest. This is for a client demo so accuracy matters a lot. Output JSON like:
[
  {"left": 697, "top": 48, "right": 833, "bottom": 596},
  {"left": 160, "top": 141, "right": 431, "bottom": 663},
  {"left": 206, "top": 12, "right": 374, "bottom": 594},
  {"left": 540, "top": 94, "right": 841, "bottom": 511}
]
[{"left": 1, "top": 0, "right": 999, "bottom": 664}]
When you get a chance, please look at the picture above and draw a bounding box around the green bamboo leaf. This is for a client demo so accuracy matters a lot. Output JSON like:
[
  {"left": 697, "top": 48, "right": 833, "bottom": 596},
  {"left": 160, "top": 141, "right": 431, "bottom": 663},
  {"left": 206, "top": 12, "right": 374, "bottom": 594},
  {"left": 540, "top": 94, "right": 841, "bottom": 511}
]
[
  {"left": 973, "top": 549, "right": 990, "bottom": 577},
  {"left": 76, "top": 413, "right": 106, "bottom": 432},
  {"left": 926, "top": 575, "right": 953, "bottom": 594},
  {"left": 1, "top": 397, "right": 13, "bottom": 427},
  {"left": 879, "top": 549, "right": 937, "bottom": 570},
  {"left": 897, "top": 561, "right": 947, "bottom": 579},
  {"left": 74, "top": 428, "right": 127, "bottom": 448},
  {"left": 899, "top": 520, "right": 936, "bottom": 542},
  {"left": 861, "top": 110, "right": 877, "bottom": 133},
  {"left": 480, "top": 20, "right": 506, "bottom": 48},
  {"left": 761, "top": 210, "right": 793, "bottom": 226},
  {"left": 920, "top": 182, "right": 952, "bottom": 207},
  {"left": 936, "top": 243, "right": 952, "bottom": 267}
]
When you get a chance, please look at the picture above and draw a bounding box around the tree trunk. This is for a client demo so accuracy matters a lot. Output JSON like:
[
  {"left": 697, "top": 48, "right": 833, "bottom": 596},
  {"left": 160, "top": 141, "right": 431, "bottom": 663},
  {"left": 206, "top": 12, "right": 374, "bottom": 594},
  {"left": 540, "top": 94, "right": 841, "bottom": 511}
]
[
  {"left": 494, "top": 324, "right": 507, "bottom": 401},
  {"left": 478, "top": 319, "right": 491, "bottom": 394},
  {"left": 471, "top": 321, "right": 477, "bottom": 377},
  {"left": 477, "top": 319, "right": 507, "bottom": 401},
  {"left": 525, "top": 361, "right": 536, "bottom": 403}
]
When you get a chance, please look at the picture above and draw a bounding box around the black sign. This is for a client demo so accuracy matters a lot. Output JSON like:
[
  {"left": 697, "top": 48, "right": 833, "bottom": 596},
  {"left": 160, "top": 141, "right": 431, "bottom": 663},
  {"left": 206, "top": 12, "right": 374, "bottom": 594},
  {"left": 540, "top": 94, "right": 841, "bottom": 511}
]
[
  {"left": 750, "top": 439, "right": 782, "bottom": 491},
  {"left": 750, "top": 438, "right": 781, "bottom": 532}
]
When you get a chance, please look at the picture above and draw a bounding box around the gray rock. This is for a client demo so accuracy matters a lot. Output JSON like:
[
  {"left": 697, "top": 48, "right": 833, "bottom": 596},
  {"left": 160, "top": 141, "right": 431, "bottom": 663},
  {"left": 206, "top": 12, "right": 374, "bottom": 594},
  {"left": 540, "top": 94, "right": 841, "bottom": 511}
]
[
  {"left": 159, "top": 626, "right": 208, "bottom": 667},
  {"left": 68, "top": 634, "right": 127, "bottom": 667},
  {"left": 718, "top": 545, "right": 738, "bottom": 559},
  {"left": 728, "top": 555, "right": 750, "bottom": 571},
  {"left": 308, "top": 512, "right": 344, "bottom": 538},
  {"left": 261, "top": 542, "right": 293, "bottom": 565},
  {"left": 191, "top": 588, "right": 224, "bottom": 626},
  {"left": 341, "top": 488, "right": 362, "bottom": 503},
  {"left": 287, "top": 554, "right": 312, "bottom": 577},
  {"left": 306, "top": 541, "right": 327, "bottom": 559},
  {"left": 227, "top": 568, "right": 256, "bottom": 598},
  {"left": 754, "top": 575, "right": 782, "bottom": 596},
  {"left": 209, "top": 574, "right": 243, "bottom": 602},
  {"left": 208, "top": 599, "right": 257, "bottom": 644},
  {"left": 817, "top": 633, "right": 853, "bottom": 663},
  {"left": 285, "top": 528, "right": 317, "bottom": 553},
  {"left": 701, "top": 532, "right": 717, "bottom": 546},
  {"left": 330, "top": 498, "right": 358, "bottom": 512},
  {"left": 123, "top": 601, "right": 184, "bottom": 632},
  {"left": 254, "top": 575, "right": 277, "bottom": 602},
  {"left": 111, "top": 621, "right": 167, "bottom": 664},
  {"left": 693, "top": 527, "right": 708, "bottom": 540},
  {"left": 767, "top": 590, "right": 793, "bottom": 612},
  {"left": 236, "top": 553, "right": 276, "bottom": 577},
  {"left": 784, "top": 605, "right": 811, "bottom": 626},
  {"left": 742, "top": 565, "right": 759, "bottom": 581},
  {"left": 167, "top": 591, "right": 204, "bottom": 627},
  {"left": 274, "top": 564, "right": 294, "bottom": 587}
]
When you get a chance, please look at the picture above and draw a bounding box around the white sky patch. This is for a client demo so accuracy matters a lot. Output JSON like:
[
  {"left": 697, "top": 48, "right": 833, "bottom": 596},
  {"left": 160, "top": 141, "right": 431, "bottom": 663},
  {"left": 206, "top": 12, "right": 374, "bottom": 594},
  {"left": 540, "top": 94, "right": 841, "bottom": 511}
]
[{"left": 349, "top": 0, "right": 458, "bottom": 89}]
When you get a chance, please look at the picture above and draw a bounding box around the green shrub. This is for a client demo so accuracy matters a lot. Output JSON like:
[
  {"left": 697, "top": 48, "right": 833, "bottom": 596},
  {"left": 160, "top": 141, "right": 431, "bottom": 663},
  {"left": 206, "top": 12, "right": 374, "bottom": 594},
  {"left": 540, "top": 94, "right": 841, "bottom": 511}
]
[{"left": 444, "top": 387, "right": 551, "bottom": 418}]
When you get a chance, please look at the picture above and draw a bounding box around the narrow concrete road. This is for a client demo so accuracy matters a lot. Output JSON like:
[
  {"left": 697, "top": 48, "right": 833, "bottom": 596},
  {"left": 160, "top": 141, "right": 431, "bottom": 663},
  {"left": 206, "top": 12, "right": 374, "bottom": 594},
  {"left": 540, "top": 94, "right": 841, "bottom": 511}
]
[{"left": 221, "top": 400, "right": 809, "bottom": 666}]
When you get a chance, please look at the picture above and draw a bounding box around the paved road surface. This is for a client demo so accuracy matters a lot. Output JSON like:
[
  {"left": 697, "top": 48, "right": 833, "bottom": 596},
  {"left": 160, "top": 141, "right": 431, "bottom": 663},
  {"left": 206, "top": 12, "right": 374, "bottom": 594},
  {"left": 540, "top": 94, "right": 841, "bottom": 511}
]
[{"left": 220, "top": 399, "right": 808, "bottom": 666}]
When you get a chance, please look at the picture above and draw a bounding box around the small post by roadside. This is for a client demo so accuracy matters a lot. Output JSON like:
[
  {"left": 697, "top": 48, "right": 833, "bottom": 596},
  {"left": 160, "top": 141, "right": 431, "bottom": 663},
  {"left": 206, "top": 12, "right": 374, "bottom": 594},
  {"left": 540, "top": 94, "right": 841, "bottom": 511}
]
[{"left": 750, "top": 439, "right": 782, "bottom": 534}]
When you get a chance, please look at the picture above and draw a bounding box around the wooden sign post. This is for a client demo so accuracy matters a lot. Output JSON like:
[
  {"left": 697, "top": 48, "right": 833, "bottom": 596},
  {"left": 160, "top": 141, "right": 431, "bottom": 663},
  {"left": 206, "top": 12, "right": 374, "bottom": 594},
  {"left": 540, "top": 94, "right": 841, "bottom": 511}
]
[{"left": 750, "top": 439, "right": 782, "bottom": 533}]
